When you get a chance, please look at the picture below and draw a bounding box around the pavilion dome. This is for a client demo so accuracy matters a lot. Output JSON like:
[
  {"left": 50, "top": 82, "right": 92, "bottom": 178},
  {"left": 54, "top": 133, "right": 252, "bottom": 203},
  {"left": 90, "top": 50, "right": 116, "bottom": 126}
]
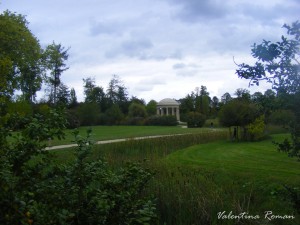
[{"left": 157, "top": 98, "right": 180, "bottom": 106}]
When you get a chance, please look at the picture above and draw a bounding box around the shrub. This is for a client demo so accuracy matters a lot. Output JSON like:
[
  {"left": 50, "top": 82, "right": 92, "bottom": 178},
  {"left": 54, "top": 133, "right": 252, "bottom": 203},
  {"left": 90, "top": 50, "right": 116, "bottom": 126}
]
[
  {"left": 128, "top": 102, "right": 147, "bottom": 118},
  {"left": 66, "top": 108, "right": 80, "bottom": 129},
  {"left": 77, "top": 102, "right": 101, "bottom": 126},
  {"left": 105, "top": 104, "right": 124, "bottom": 125},
  {"left": 268, "top": 109, "right": 296, "bottom": 127},
  {"left": 125, "top": 116, "right": 145, "bottom": 126},
  {"left": 247, "top": 115, "right": 266, "bottom": 141},
  {"left": 0, "top": 110, "right": 157, "bottom": 225},
  {"left": 186, "top": 112, "right": 206, "bottom": 128},
  {"left": 145, "top": 115, "right": 178, "bottom": 126}
]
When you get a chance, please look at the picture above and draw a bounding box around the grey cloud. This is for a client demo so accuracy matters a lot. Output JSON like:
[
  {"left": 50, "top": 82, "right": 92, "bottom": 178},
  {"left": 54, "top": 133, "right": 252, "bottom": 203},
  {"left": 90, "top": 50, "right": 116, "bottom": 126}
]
[
  {"left": 173, "top": 62, "right": 201, "bottom": 77},
  {"left": 238, "top": 2, "right": 300, "bottom": 25},
  {"left": 90, "top": 20, "right": 123, "bottom": 36},
  {"left": 173, "top": 63, "right": 186, "bottom": 69},
  {"left": 134, "top": 77, "right": 166, "bottom": 92},
  {"left": 169, "top": 0, "right": 230, "bottom": 22},
  {"left": 105, "top": 38, "right": 153, "bottom": 59}
]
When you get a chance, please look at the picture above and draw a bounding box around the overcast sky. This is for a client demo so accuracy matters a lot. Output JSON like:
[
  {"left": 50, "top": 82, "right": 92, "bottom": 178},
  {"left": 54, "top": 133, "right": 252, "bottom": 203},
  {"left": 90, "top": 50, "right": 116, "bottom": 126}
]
[{"left": 1, "top": 0, "right": 299, "bottom": 103}]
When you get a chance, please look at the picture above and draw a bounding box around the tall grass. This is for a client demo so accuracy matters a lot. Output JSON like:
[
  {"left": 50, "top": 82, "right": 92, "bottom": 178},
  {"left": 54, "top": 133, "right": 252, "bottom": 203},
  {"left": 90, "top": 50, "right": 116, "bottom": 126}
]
[
  {"left": 90, "top": 131, "right": 228, "bottom": 165},
  {"left": 52, "top": 131, "right": 299, "bottom": 225}
]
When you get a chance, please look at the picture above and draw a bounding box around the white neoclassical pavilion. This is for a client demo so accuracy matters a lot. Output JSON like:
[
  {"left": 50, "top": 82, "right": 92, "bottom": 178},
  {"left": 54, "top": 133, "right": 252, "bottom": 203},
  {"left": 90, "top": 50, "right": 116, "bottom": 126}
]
[{"left": 156, "top": 98, "right": 180, "bottom": 121}]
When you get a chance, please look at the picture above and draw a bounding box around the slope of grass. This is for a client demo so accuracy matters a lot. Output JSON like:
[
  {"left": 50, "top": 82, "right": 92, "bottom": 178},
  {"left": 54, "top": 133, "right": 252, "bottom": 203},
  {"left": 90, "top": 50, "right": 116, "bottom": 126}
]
[
  {"left": 164, "top": 134, "right": 300, "bottom": 184},
  {"left": 155, "top": 134, "right": 300, "bottom": 224},
  {"left": 50, "top": 132, "right": 299, "bottom": 224}
]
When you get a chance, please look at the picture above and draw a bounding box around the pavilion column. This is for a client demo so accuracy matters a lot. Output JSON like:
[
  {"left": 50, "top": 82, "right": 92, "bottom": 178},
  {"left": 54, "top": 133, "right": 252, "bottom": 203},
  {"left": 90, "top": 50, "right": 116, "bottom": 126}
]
[
  {"left": 157, "top": 108, "right": 160, "bottom": 116},
  {"left": 176, "top": 106, "right": 180, "bottom": 121},
  {"left": 166, "top": 107, "right": 169, "bottom": 115}
]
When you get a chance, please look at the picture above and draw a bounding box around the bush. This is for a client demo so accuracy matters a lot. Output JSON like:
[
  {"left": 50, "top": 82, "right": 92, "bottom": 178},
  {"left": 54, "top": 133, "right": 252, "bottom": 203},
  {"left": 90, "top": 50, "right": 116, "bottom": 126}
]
[
  {"left": 77, "top": 102, "right": 101, "bottom": 126},
  {"left": 105, "top": 105, "right": 124, "bottom": 125},
  {"left": 145, "top": 115, "right": 178, "bottom": 126},
  {"left": 268, "top": 109, "right": 296, "bottom": 127},
  {"left": 124, "top": 117, "right": 145, "bottom": 126},
  {"left": 128, "top": 103, "right": 147, "bottom": 118},
  {"left": 0, "top": 111, "right": 157, "bottom": 225},
  {"left": 186, "top": 112, "right": 206, "bottom": 128},
  {"left": 66, "top": 108, "right": 80, "bottom": 129},
  {"left": 247, "top": 115, "right": 266, "bottom": 141}
]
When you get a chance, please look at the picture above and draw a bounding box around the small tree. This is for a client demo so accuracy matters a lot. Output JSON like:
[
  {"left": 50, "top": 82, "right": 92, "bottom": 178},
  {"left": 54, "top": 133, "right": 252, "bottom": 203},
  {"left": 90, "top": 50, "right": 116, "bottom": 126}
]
[
  {"left": 247, "top": 115, "right": 266, "bottom": 141},
  {"left": 236, "top": 21, "right": 300, "bottom": 158},
  {"left": 128, "top": 102, "right": 147, "bottom": 118},
  {"left": 146, "top": 100, "right": 157, "bottom": 116},
  {"left": 219, "top": 99, "right": 260, "bottom": 140}
]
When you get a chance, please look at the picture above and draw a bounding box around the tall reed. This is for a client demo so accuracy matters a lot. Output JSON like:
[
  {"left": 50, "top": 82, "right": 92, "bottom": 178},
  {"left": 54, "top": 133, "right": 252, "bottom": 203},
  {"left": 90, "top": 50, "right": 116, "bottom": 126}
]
[{"left": 92, "top": 130, "right": 228, "bottom": 165}]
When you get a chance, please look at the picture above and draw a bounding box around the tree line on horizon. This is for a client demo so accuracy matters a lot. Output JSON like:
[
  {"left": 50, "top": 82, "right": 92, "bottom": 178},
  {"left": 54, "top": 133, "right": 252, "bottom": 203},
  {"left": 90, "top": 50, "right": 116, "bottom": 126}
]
[
  {"left": 1, "top": 9, "right": 299, "bottom": 224},
  {"left": 1, "top": 10, "right": 298, "bottom": 140}
]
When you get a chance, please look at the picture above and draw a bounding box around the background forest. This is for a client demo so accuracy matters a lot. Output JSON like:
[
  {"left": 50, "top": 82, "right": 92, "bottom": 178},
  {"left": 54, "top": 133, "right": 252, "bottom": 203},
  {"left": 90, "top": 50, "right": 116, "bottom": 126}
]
[{"left": 1, "top": 9, "right": 299, "bottom": 225}]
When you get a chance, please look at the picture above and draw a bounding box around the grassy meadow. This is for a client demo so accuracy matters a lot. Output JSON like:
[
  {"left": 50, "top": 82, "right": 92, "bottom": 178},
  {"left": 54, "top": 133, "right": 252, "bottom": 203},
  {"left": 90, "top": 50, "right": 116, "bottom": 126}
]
[
  {"left": 50, "top": 128, "right": 300, "bottom": 225},
  {"left": 48, "top": 125, "right": 225, "bottom": 146}
]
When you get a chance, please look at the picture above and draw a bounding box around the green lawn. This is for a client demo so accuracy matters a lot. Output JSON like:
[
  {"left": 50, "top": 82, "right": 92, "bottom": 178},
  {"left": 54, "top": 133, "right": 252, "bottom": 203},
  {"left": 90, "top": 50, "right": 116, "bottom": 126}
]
[
  {"left": 49, "top": 125, "right": 224, "bottom": 146},
  {"left": 50, "top": 132, "right": 299, "bottom": 224},
  {"left": 164, "top": 134, "right": 300, "bottom": 184}
]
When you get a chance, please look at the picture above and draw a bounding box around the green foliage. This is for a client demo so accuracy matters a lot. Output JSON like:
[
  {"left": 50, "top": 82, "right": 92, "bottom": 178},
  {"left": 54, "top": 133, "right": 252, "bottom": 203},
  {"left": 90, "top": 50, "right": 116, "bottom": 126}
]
[
  {"left": 268, "top": 109, "right": 296, "bottom": 127},
  {"left": 247, "top": 115, "right": 266, "bottom": 141},
  {"left": 77, "top": 102, "right": 101, "bottom": 126},
  {"left": 6, "top": 99, "right": 33, "bottom": 129},
  {"left": 0, "top": 10, "right": 44, "bottom": 101},
  {"left": 105, "top": 104, "right": 124, "bottom": 125},
  {"left": 236, "top": 21, "right": 300, "bottom": 93},
  {"left": 186, "top": 112, "right": 206, "bottom": 128},
  {"left": 128, "top": 102, "right": 147, "bottom": 118},
  {"left": 146, "top": 100, "right": 157, "bottom": 116},
  {"left": 236, "top": 21, "right": 300, "bottom": 158},
  {"left": 125, "top": 117, "right": 145, "bottom": 126},
  {"left": 0, "top": 109, "right": 157, "bottom": 224},
  {"left": 219, "top": 99, "right": 260, "bottom": 128},
  {"left": 145, "top": 115, "right": 178, "bottom": 126}
]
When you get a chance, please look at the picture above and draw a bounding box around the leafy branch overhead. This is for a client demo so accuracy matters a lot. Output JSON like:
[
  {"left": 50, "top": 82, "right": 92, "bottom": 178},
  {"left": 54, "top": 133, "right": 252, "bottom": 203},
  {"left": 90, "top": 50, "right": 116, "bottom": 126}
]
[
  {"left": 236, "top": 21, "right": 300, "bottom": 160},
  {"left": 236, "top": 21, "right": 300, "bottom": 94}
]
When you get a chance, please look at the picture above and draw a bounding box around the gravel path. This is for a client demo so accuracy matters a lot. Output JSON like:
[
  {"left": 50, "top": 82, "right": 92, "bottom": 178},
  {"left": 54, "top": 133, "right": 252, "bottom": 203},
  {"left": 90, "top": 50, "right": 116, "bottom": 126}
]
[{"left": 45, "top": 133, "right": 189, "bottom": 150}]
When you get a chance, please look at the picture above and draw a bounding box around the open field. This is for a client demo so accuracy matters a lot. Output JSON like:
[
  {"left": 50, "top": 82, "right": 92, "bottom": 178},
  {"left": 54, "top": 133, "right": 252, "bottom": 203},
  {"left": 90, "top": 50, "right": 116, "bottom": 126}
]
[
  {"left": 48, "top": 125, "right": 225, "bottom": 146},
  {"left": 51, "top": 131, "right": 300, "bottom": 224}
]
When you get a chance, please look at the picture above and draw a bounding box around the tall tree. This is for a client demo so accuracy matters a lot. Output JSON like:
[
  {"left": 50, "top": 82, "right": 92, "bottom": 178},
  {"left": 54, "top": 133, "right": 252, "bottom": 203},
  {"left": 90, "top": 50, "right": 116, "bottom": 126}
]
[
  {"left": 83, "top": 77, "right": 107, "bottom": 111},
  {"left": 195, "top": 86, "right": 210, "bottom": 116},
  {"left": 56, "top": 83, "right": 70, "bottom": 106},
  {"left": 211, "top": 96, "right": 220, "bottom": 117},
  {"left": 236, "top": 21, "right": 300, "bottom": 158},
  {"left": 69, "top": 88, "right": 78, "bottom": 108},
  {"left": 44, "top": 42, "right": 69, "bottom": 105},
  {"left": 221, "top": 92, "right": 232, "bottom": 105},
  {"left": 234, "top": 88, "right": 251, "bottom": 102},
  {"left": 0, "top": 10, "right": 44, "bottom": 102},
  {"left": 106, "top": 75, "right": 128, "bottom": 104},
  {"left": 106, "top": 75, "right": 128, "bottom": 113}
]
